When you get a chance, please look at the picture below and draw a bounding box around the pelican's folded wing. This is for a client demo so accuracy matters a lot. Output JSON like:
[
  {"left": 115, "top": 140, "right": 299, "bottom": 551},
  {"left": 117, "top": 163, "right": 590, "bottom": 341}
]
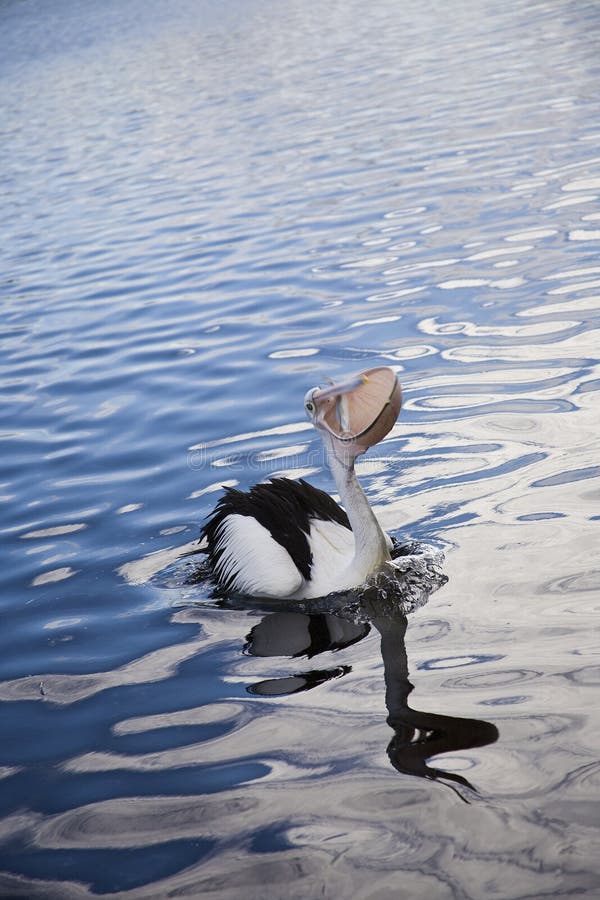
[{"left": 211, "top": 513, "right": 304, "bottom": 598}]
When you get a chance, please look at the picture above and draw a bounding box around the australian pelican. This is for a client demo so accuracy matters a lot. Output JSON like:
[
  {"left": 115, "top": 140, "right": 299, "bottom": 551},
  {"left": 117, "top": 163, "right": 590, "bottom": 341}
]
[{"left": 202, "top": 366, "right": 402, "bottom": 599}]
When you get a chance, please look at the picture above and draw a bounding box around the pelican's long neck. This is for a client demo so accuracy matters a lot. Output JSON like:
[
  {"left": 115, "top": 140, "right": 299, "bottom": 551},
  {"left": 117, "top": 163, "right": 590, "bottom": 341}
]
[{"left": 324, "top": 436, "right": 390, "bottom": 580}]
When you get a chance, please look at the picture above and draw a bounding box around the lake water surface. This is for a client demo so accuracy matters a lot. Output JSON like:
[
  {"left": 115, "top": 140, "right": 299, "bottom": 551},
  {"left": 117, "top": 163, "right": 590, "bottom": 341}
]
[{"left": 1, "top": 0, "right": 599, "bottom": 897}]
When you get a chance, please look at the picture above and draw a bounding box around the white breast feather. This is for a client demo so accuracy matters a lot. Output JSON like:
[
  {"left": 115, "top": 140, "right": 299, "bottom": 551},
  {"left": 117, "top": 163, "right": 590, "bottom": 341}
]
[{"left": 213, "top": 514, "right": 303, "bottom": 598}]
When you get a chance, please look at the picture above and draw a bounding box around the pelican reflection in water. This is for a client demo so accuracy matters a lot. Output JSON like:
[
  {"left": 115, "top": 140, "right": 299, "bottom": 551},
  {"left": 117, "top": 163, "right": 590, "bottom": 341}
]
[{"left": 245, "top": 608, "right": 498, "bottom": 793}]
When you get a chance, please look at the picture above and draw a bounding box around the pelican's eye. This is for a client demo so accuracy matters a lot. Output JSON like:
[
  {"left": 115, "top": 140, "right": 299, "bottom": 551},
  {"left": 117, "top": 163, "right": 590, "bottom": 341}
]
[{"left": 305, "top": 400, "right": 315, "bottom": 414}]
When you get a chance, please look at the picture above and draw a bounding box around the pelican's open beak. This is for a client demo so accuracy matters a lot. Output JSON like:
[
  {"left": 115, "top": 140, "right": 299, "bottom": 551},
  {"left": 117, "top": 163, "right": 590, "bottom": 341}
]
[{"left": 312, "top": 366, "right": 402, "bottom": 454}]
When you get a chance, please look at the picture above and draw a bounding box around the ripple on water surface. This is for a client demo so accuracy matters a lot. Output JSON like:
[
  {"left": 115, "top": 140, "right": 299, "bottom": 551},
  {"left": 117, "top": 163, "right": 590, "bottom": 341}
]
[{"left": 1, "top": 0, "right": 600, "bottom": 897}]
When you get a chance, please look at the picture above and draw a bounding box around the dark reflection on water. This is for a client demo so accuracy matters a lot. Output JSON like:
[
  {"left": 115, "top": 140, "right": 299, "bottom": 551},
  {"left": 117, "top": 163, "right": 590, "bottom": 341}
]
[
  {"left": 246, "top": 611, "right": 367, "bottom": 695},
  {"left": 247, "top": 663, "right": 353, "bottom": 697},
  {"left": 246, "top": 612, "right": 370, "bottom": 660},
  {"left": 245, "top": 607, "right": 498, "bottom": 793},
  {"left": 376, "top": 616, "right": 498, "bottom": 791}
]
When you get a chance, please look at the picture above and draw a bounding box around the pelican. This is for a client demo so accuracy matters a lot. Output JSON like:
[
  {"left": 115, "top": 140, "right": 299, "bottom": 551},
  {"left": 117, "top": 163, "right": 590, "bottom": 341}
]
[{"left": 201, "top": 366, "right": 402, "bottom": 599}]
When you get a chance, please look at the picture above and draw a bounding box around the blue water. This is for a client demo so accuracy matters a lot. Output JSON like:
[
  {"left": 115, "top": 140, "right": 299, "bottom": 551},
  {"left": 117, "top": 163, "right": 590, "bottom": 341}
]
[{"left": 1, "top": 0, "right": 599, "bottom": 896}]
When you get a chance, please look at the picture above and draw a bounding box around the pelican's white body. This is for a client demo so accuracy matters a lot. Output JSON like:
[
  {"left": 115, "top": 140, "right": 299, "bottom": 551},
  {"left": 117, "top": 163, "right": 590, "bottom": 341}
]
[
  {"left": 212, "top": 509, "right": 392, "bottom": 599},
  {"left": 205, "top": 367, "right": 400, "bottom": 600}
]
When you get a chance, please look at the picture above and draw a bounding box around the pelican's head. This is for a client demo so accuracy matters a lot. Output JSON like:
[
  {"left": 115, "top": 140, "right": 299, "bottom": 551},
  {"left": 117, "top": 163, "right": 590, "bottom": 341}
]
[{"left": 304, "top": 366, "right": 402, "bottom": 460}]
